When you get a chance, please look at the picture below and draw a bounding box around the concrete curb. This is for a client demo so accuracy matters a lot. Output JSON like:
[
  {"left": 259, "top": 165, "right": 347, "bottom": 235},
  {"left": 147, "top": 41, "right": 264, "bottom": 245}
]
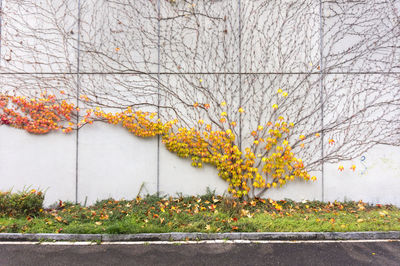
[{"left": 0, "top": 232, "right": 399, "bottom": 242}]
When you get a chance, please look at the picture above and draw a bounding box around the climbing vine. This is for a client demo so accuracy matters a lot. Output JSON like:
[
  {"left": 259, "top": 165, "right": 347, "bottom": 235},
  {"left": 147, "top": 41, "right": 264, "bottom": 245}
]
[{"left": 0, "top": 92, "right": 316, "bottom": 198}]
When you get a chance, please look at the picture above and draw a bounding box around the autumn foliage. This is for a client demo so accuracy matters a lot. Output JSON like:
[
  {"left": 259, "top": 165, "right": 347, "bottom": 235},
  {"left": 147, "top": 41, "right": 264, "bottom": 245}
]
[
  {"left": 0, "top": 94, "right": 75, "bottom": 134},
  {"left": 0, "top": 92, "right": 315, "bottom": 199}
]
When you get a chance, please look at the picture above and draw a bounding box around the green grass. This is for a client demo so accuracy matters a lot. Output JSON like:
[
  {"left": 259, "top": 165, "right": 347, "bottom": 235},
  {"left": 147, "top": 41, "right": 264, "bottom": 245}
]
[{"left": 1, "top": 195, "right": 399, "bottom": 234}]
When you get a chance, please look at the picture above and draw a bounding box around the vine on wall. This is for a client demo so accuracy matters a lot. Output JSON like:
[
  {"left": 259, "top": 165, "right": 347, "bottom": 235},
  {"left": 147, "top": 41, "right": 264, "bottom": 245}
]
[
  {"left": 0, "top": 92, "right": 317, "bottom": 198},
  {"left": 1, "top": 0, "right": 399, "bottom": 198}
]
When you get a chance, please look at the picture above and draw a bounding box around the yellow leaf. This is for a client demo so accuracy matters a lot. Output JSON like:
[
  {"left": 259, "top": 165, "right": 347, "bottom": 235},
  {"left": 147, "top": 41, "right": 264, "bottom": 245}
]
[
  {"left": 357, "top": 203, "right": 365, "bottom": 211},
  {"left": 379, "top": 211, "right": 388, "bottom": 217}
]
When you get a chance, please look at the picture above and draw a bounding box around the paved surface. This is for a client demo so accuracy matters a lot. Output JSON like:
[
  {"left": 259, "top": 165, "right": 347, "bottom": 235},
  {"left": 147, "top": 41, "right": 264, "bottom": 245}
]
[{"left": 0, "top": 240, "right": 400, "bottom": 266}]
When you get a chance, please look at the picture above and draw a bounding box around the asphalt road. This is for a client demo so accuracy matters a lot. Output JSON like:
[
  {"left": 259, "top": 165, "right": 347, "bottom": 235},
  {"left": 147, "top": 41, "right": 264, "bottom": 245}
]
[{"left": 0, "top": 240, "right": 399, "bottom": 266}]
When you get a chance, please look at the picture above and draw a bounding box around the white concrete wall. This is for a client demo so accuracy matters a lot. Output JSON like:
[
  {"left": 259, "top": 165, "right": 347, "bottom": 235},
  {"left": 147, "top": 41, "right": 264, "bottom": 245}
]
[
  {"left": 1, "top": 124, "right": 400, "bottom": 206},
  {"left": 325, "top": 145, "right": 400, "bottom": 207},
  {"left": 158, "top": 147, "right": 227, "bottom": 197},
  {"left": 1, "top": 0, "right": 399, "bottom": 207},
  {"left": 0, "top": 127, "right": 76, "bottom": 206},
  {"left": 77, "top": 123, "right": 158, "bottom": 206}
]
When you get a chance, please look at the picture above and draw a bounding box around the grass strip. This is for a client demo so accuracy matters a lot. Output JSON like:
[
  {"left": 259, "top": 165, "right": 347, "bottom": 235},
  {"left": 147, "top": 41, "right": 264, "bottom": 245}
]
[{"left": 1, "top": 194, "right": 399, "bottom": 234}]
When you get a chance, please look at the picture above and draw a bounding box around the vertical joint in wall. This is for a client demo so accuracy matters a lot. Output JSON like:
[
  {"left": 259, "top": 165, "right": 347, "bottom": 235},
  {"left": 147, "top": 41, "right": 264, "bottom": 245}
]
[
  {"left": 238, "top": 0, "right": 242, "bottom": 151},
  {"left": 75, "top": 0, "right": 82, "bottom": 204},
  {"left": 0, "top": 0, "right": 3, "bottom": 68},
  {"left": 319, "top": 0, "right": 325, "bottom": 202},
  {"left": 156, "top": 0, "right": 161, "bottom": 196}
]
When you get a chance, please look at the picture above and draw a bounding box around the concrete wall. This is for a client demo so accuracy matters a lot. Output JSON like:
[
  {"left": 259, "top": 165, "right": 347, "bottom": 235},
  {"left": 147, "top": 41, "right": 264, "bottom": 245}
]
[
  {"left": 1, "top": 0, "right": 399, "bottom": 206},
  {"left": 1, "top": 124, "right": 400, "bottom": 206}
]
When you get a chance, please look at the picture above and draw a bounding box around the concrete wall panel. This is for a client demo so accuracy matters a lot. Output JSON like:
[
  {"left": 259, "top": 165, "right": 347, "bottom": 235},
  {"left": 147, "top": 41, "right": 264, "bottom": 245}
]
[
  {"left": 158, "top": 146, "right": 228, "bottom": 197},
  {"left": 77, "top": 123, "right": 158, "bottom": 206},
  {"left": 0, "top": 127, "right": 76, "bottom": 206},
  {"left": 325, "top": 145, "right": 400, "bottom": 206}
]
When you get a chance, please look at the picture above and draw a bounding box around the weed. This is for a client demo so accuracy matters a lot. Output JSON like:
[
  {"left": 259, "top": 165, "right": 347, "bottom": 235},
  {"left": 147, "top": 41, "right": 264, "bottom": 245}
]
[{"left": 0, "top": 188, "right": 44, "bottom": 217}]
